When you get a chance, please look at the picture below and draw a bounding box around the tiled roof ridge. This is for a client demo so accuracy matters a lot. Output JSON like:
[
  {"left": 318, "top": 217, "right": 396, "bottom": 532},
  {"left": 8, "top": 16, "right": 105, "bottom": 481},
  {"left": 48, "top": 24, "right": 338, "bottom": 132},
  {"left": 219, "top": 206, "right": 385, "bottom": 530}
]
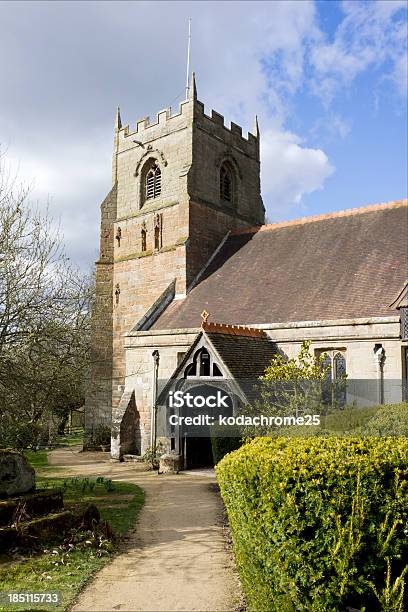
[
  {"left": 202, "top": 321, "right": 267, "bottom": 338},
  {"left": 232, "top": 199, "right": 408, "bottom": 236}
]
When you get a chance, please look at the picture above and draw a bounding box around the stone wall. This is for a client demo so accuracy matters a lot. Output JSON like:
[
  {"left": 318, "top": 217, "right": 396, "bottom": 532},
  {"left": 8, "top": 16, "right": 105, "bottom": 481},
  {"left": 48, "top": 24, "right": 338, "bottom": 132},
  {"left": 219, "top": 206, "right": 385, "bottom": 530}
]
[{"left": 85, "top": 186, "right": 117, "bottom": 440}]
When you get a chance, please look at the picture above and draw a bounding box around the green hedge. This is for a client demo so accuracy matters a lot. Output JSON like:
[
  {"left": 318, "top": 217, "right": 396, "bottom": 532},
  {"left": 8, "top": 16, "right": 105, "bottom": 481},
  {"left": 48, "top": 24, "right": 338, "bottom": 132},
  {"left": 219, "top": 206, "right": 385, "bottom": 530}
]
[{"left": 216, "top": 437, "right": 408, "bottom": 612}]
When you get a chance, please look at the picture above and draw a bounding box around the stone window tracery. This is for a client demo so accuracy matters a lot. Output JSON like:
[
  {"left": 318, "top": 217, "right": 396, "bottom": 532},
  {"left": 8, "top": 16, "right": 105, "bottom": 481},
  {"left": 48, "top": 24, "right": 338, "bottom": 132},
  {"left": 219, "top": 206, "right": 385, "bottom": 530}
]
[{"left": 316, "top": 349, "right": 347, "bottom": 407}]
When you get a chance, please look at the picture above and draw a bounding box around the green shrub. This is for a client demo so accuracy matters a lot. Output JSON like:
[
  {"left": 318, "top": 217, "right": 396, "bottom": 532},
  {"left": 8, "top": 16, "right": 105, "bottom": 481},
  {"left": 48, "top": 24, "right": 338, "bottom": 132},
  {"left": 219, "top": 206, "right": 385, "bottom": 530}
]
[
  {"left": 356, "top": 403, "right": 408, "bottom": 437},
  {"left": 277, "top": 402, "right": 408, "bottom": 439},
  {"left": 321, "top": 403, "right": 381, "bottom": 433},
  {"left": 216, "top": 436, "right": 408, "bottom": 612}
]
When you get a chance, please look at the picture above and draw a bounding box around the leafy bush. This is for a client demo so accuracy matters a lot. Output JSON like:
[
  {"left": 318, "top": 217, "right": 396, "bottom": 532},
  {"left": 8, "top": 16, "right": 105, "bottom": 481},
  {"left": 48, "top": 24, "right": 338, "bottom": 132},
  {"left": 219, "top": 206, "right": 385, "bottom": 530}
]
[
  {"left": 142, "top": 441, "right": 164, "bottom": 469},
  {"left": 0, "top": 417, "right": 59, "bottom": 450},
  {"left": 276, "top": 402, "right": 408, "bottom": 439},
  {"left": 356, "top": 403, "right": 408, "bottom": 437},
  {"left": 216, "top": 436, "right": 408, "bottom": 612}
]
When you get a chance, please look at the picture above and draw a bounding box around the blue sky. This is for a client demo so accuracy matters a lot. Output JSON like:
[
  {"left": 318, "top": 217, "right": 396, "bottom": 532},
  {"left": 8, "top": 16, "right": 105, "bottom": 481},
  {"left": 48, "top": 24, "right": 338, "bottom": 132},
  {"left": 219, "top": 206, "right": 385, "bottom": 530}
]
[{"left": 0, "top": 0, "right": 406, "bottom": 267}]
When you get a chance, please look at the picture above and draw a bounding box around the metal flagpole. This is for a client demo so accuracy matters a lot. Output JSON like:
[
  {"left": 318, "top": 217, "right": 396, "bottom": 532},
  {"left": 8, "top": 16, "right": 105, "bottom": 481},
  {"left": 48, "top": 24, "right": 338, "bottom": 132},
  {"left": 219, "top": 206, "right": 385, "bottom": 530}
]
[{"left": 185, "top": 18, "right": 191, "bottom": 99}]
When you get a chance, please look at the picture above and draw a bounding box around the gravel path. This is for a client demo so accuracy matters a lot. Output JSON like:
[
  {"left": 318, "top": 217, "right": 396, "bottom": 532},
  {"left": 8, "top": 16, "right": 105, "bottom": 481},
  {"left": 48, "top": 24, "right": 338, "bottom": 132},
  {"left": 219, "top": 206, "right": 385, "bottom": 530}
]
[{"left": 48, "top": 448, "right": 240, "bottom": 611}]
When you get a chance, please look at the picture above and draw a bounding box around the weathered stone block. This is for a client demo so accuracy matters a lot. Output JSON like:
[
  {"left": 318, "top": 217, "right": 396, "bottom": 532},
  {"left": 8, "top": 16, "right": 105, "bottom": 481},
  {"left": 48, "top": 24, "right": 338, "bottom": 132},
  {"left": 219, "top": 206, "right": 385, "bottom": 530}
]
[
  {"left": 159, "top": 453, "right": 182, "bottom": 474},
  {"left": 0, "top": 451, "right": 35, "bottom": 498}
]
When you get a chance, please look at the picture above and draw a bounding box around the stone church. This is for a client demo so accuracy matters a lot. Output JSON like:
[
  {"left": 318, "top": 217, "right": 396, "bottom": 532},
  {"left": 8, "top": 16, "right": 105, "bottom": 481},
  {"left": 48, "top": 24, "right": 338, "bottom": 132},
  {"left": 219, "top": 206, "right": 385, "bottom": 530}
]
[{"left": 85, "top": 76, "right": 408, "bottom": 466}]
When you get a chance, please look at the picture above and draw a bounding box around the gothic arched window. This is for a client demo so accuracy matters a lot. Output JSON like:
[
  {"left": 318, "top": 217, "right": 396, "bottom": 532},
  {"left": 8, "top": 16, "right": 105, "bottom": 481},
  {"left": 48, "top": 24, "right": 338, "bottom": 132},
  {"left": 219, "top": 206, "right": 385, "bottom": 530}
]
[
  {"left": 318, "top": 349, "right": 347, "bottom": 407},
  {"left": 144, "top": 161, "right": 161, "bottom": 202},
  {"left": 334, "top": 353, "right": 347, "bottom": 379},
  {"left": 220, "top": 162, "right": 234, "bottom": 203},
  {"left": 184, "top": 347, "right": 224, "bottom": 378}
]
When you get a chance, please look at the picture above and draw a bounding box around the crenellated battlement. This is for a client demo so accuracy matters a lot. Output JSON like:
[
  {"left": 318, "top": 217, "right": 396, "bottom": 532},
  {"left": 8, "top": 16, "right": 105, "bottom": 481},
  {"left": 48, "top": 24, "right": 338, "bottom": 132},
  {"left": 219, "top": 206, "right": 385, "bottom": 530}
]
[
  {"left": 196, "top": 104, "right": 259, "bottom": 150},
  {"left": 116, "top": 74, "right": 259, "bottom": 153},
  {"left": 118, "top": 98, "right": 191, "bottom": 140}
]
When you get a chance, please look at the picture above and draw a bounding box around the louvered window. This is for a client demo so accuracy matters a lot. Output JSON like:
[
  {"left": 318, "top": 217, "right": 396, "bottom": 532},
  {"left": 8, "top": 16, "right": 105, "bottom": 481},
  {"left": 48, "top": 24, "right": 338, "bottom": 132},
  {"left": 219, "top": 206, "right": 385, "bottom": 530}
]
[
  {"left": 146, "top": 164, "right": 161, "bottom": 200},
  {"left": 220, "top": 164, "right": 233, "bottom": 202},
  {"left": 401, "top": 307, "right": 408, "bottom": 340}
]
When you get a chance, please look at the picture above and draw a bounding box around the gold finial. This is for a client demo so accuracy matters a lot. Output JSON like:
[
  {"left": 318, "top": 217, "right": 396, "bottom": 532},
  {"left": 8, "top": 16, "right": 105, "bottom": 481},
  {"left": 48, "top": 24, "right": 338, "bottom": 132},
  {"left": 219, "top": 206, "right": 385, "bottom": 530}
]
[{"left": 201, "top": 309, "right": 209, "bottom": 326}]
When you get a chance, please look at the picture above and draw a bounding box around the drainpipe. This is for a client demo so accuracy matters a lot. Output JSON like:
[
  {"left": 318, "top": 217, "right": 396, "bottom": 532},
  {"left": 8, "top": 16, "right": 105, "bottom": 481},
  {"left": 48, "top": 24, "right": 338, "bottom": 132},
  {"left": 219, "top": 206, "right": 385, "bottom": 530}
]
[
  {"left": 374, "top": 344, "right": 386, "bottom": 405},
  {"left": 150, "top": 350, "right": 160, "bottom": 450}
]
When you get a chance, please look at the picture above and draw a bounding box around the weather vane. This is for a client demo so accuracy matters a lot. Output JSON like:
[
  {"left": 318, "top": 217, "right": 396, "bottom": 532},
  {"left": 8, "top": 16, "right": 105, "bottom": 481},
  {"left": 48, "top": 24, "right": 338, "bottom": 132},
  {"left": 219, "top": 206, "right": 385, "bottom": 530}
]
[{"left": 201, "top": 309, "right": 209, "bottom": 326}]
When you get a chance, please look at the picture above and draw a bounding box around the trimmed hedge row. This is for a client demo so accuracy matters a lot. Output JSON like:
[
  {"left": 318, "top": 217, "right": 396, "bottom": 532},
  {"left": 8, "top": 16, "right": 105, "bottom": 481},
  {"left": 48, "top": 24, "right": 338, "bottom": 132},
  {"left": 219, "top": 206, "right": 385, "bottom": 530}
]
[{"left": 216, "top": 436, "right": 408, "bottom": 611}]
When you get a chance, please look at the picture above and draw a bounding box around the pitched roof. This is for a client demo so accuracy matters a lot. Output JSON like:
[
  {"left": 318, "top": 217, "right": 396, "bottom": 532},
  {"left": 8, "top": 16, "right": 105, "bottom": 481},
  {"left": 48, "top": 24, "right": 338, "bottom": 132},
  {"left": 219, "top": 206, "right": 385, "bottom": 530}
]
[
  {"left": 152, "top": 200, "right": 408, "bottom": 330},
  {"left": 206, "top": 330, "right": 277, "bottom": 380}
]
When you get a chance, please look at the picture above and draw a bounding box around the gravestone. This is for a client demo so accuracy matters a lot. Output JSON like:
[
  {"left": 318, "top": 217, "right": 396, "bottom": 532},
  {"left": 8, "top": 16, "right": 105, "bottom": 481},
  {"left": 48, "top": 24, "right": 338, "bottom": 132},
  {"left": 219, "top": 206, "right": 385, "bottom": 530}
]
[{"left": 0, "top": 450, "right": 35, "bottom": 497}]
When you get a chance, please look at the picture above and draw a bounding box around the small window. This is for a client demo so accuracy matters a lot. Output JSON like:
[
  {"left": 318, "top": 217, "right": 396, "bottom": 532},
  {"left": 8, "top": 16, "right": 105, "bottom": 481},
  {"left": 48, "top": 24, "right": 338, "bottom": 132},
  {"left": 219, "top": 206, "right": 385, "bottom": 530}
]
[
  {"left": 198, "top": 349, "right": 211, "bottom": 376},
  {"left": 401, "top": 307, "right": 408, "bottom": 340},
  {"left": 141, "top": 228, "right": 147, "bottom": 252},
  {"left": 220, "top": 162, "right": 233, "bottom": 203},
  {"left": 146, "top": 163, "right": 161, "bottom": 201}
]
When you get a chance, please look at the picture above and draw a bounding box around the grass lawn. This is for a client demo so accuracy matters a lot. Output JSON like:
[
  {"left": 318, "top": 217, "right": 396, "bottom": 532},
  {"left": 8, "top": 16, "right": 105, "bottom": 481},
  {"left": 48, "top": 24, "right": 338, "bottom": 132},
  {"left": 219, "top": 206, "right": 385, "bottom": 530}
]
[
  {"left": 22, "top": 449, "right": 49, "bottom": 470},
  {"left": 54, "top": 431, "right": 84, "bottom": 448},
  {"left": 0, "top": 452, "right": 144, "bottom": 611}
]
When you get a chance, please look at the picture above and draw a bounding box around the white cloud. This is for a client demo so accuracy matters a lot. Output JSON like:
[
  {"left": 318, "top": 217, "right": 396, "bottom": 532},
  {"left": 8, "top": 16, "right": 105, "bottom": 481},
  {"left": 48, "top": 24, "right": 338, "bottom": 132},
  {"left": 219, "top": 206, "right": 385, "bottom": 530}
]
[
  {"left": 4, "top": 142, "right": 110, "bottom": 267},
  {"left": 261, "top": 128, "right": 334, "bottom": 215},
  {"left": 310, "top": 0, "right": 407, "bottom": 103}
]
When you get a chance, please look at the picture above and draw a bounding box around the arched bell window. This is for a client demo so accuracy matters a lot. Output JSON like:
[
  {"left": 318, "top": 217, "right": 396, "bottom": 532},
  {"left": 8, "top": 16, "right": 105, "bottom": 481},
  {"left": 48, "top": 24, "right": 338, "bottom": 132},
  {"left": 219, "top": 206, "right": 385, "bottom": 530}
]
[
  {"left": 146, "top": 163, "right": 161, "bottom": 200},
  {"left": 141, "top": 159, "right": 162, "bottom": 207},
  {"left": 220, "top": 162, "right": 233, "bottom": 203}
]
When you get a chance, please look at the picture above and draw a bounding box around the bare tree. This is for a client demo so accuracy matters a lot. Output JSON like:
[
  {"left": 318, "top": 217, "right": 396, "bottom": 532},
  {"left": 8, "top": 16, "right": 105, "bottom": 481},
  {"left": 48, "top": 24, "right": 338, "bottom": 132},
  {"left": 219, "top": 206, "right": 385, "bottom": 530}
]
[{"left": 0, "top": 151, "right": 94, "bottom": 448}]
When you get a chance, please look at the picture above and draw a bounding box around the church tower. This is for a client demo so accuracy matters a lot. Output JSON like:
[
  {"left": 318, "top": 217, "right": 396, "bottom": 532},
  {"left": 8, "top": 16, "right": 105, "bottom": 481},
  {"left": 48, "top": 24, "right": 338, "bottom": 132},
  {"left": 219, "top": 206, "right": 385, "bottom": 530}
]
[{"left": 85, "top": 76, "right": 264, "bottom": 444}]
